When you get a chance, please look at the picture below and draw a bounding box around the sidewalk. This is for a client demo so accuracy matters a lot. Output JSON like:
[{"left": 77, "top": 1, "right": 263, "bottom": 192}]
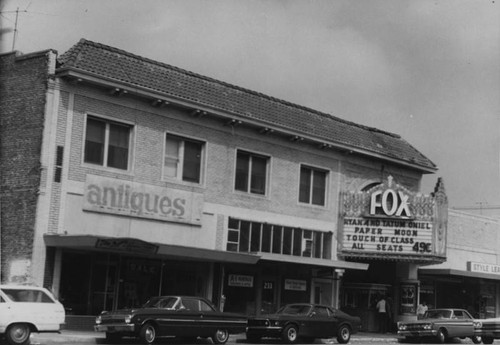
[{"left": 31, "top": 330, "right": 399, "bottom": 344}]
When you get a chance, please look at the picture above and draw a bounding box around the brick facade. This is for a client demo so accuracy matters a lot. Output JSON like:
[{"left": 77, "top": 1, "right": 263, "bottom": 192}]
[{"left": 0, "top": 51, "right": 52, "bottom": 283}]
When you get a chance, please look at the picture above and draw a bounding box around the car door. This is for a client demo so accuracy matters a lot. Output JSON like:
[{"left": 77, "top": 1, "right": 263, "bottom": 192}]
[
  {"left": 307, "top": 306, "right": 335, "bottom": 338},
  {"left": 172, "top": 297, "right": 204, "bottom": 337},
  {"left": 450, "top": 310, "right": 475, "bottom": 337}
]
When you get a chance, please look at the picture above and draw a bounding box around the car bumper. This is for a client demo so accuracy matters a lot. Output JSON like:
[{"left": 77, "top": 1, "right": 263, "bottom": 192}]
[
  {"left": 398, "top": 330, "right": 437, "bottom": 338},
  {"left": 246, "top": 326, "right": 283, "bottom": 338},
  {"left": 94, "top": 324, "right": 136, "bottom": 333}
]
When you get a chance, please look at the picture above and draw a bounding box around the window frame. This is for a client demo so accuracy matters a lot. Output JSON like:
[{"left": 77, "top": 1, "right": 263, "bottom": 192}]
[
  {"left": 298, "top": 164, "right": 329, "bottom": 207},
  {"left": 226, "top": 217, "right": 332, "bottom": 259},
  {"left": 82, "top": 113, "right": 135, "bottom": 173},
  {"left": 234, "top": 149, "right": 270, "bottom": 196},
  {"left": 162, "top": 132, "right": 206, "bottom": 185}
]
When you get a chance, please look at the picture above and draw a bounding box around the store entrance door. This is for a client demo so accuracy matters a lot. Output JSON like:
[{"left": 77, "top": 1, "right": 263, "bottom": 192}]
[
  {"left": 91, "top": 261, "right": 118, "bottom": 314},
  {"left": 262, "top": 277, "right": 278, "bottom": 314},
  {"left": 313, "top": 280, "right": 333, "bottom": 306}
]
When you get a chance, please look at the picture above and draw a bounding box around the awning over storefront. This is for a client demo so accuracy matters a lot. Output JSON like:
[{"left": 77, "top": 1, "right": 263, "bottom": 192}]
[
  {"left": 419, "top": 268, "right": 500, "bottom": 281},
  {"left": 44, "top": 234, "right": 368, "bottom": 270},
  {"left": 258, "top": 252, "right": 369, "bottom": 270},
  {"left": 43, "top": 234, "right": 260, "bottom": 264}
]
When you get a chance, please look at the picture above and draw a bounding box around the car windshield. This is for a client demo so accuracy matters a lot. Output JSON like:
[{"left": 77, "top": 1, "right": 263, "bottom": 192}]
[
  {"left": 424, "top": 310, "right": 452, "bottom": 319},
  {"left": 1, "top": 288, "right": 54, "bottom": 303},
  {"left": 143, "top": 296, "right": 178, "bottom": 309},
  {"left": 278, "top": 305, "right": 312, "bottom": 315}
]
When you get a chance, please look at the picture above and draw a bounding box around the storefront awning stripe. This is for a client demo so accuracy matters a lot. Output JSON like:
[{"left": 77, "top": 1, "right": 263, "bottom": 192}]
[
  {"left": 257, "top": 252, "right": 369, "bottom": 270},
  {"left": 419, "top": 268, "right": 500, "bottom": 281}
]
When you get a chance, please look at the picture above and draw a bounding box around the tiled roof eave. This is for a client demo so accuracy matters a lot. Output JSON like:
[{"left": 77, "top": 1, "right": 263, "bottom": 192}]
[{"left": 56, "top": 67, "right": 437, "bottom": 174}]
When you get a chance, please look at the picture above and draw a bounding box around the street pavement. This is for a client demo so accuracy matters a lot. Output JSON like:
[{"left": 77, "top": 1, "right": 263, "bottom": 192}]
[
  {"left": 26, "top": 330, "right": 488, "bottom": 345},
  {"left": 28, "top": 330, "right": 399, "bottom": 344}
]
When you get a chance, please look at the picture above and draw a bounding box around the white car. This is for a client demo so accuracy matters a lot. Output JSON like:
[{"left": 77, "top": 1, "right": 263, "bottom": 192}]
[{"left": 0, "top": 285, "right": 65, "bottom": 345}]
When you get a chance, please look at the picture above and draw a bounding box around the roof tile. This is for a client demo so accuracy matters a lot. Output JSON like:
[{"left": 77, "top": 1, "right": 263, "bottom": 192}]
[{"left": 57, "top": 39, "right": 436, "bottom": 171}]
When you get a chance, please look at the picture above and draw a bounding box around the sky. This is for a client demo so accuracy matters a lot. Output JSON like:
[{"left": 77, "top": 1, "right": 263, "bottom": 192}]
[{"left": 1, "top": 0, "right": 499, "bottom": 211}]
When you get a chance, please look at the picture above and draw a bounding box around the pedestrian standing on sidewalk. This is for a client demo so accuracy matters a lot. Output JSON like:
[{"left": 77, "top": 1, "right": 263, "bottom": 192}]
[{"left": 376, "top": 295, "right": 388, "bottom": 333}]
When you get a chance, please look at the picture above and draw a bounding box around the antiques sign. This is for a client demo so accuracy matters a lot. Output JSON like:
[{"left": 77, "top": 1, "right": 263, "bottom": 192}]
[
  {"left": 84, "top": 175, "right": 203, "bottom": 225},
  {"left": 340, "top": 176, "right": 447, "bottom": 262}
]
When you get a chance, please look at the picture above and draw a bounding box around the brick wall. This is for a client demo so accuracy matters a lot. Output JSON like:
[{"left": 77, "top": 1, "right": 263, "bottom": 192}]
[{"left": 0, "top": 51, "right": 51, "bottom": 283}]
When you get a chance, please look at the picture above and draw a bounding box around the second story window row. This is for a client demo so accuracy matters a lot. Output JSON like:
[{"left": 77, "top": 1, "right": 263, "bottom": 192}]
[{"left": 82, "top": 115, "right": 330, "bottom": 207}]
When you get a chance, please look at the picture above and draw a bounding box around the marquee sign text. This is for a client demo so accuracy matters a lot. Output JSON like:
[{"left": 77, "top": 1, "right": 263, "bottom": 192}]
[{"left": 342, "top": 217, "right": 433, "bottom": 254}]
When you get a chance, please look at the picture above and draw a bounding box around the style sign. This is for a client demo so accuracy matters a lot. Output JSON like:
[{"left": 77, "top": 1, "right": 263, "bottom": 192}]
[{"left": 83, "top": 175, "right": 203, "bottom": 225}]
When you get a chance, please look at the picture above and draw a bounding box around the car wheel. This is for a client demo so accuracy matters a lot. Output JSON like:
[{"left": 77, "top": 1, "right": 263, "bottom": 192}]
[
  {"left": 483, "top": 336, "right": 494, "bottom": 344},
  {"left": 139, "top": 323, "right": 157, "bottom": 345},
  {"left": 336, "top": 325, "right": 351, "bottom": 344},
  {"left": 435, "top": 328, "right": 447, "bottom": 344},
  {"left": 212, "top": 329, "right": 229, "bottom": 344},
  {"left": 6, "top": 323, "right": 31, "bottom": 345},
  {"left": 282, "top": 324, "right": 299, "bottom": 344},
  {"left": 471, "top": 335, "right": 482, "bottom": 344}
]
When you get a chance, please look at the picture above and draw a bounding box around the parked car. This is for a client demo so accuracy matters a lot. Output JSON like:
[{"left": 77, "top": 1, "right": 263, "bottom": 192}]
[
  {"left": 0, "top": 285, "right": 66, "bottom": 345},
  {"left": 95, "top": 295, "right": 246, "bottom": 344},
  {"left": 473, "top": 317, "right": 500, "bottom": 344},
  {"left": 397, "top": 308, "right": 481, "bottom": 344},
  {"left": 246, "top": 303, "right": 361, "bottom": 344}
]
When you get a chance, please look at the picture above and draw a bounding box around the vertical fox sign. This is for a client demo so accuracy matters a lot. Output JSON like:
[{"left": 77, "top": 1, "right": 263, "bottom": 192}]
[{"left": 339, "top": 176, "right": 447, "bottom": 263}]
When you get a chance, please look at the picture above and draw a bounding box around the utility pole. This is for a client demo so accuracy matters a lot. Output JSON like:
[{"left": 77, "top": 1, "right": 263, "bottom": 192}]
[{"left": 11, "top": 7, "right": 19, "bottom": 51}]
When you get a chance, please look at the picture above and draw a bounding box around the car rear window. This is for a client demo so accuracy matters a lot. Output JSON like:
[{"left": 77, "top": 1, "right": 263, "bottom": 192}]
[{"left": 2, "top": 288, "right": 54, "bottom": 303}]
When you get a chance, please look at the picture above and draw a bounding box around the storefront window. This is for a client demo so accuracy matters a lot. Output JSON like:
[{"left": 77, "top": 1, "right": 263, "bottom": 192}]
[{"left": 227, "top": 217, "right": 331, "bottom": 259}]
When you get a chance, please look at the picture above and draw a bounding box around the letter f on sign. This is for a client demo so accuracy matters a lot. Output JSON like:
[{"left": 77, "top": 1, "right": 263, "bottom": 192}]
[{"left": 370, "top": 190, "right": 382, "bottom": 215}]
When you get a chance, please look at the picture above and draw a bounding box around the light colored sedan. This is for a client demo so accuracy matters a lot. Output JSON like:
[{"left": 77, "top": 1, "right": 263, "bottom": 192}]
[
  {"left": 0, "top": 285, "right": 65, "bottom": 345},
  {"left": 397, "top": 308, "right": 481, "bottom": 344}
]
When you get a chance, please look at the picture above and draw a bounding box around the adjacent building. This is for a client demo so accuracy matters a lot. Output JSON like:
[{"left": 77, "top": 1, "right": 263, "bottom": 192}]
[{"left": 1, "top": 39, "right": 496, "bottom": 330}]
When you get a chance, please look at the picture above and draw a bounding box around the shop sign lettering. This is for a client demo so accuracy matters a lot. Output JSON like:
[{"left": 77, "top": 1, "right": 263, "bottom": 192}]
[
  {"left": 342, "top": 217, "right": 433, "bottom": 255},
  {"left": 468, "top": 262, "right": 500, "bottom": 275},
  {"left": 228, "top": 274, "right": 254, "bottom": 287},
  {"left": 83, "top": 175, "right": 203, "bottom": 225},
  {"left": 284, "top": 279, "right": 307, "bottom": 291}
]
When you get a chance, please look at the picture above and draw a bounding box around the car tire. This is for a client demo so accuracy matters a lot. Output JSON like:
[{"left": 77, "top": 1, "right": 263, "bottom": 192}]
[
  {"left": 139, "top": 323, "right": 157, "bottom": 344},
  {"left": 6, "top": 323, "right": 31, "bottom": 345},
  {"left": 212, "top": 329, "right": 229, "bottom": 344},
  {"left": 471, "top": 335, "right": 482, "bottom": 344},
  {"left": 483, "top": 337, "right": 494, "bottom": 344},
  {"left": 436, "top": 328, "right": 447, "bottom": 344},
  {"left": 336, "top": 324, "right": 351, "bottom": 344},
  {"left": 282, "top": 324, "right": 299, "bottom": 344}
]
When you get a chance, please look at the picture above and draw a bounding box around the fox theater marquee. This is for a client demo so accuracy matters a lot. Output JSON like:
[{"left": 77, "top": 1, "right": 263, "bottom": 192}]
[{"left": 338, "top": 176, "right": 448, "bottom": 325}]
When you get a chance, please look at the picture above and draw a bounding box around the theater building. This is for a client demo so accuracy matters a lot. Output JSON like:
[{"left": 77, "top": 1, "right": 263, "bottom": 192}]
[{"left": 1, "top": 39, "right": 449, "bottom": 329}]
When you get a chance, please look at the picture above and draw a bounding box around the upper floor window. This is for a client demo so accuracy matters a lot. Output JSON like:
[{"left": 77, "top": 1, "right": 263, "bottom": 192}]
[
  {"left": 227, "top": 217, "right": 332, "bottom": 259},
  {"left": 299, "top": 165, "right": 328, "bottom": 206},
  {"left": 235, "top": 150, "right": 269, "bottom": 195},
  {"left": 84, "top": 116, "right": 132, "bottom": 170},
  {"left": 164, "top": 134, "right": 204, "bottom": 184}
]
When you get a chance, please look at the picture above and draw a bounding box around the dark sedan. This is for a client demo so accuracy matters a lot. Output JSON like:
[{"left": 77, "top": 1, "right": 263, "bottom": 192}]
[
  {"left": 246, "top": 303, "right": 361, "bottom": 344},
  {"left": 94, "top": 295, "right": 247, "bottom": 344}
]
